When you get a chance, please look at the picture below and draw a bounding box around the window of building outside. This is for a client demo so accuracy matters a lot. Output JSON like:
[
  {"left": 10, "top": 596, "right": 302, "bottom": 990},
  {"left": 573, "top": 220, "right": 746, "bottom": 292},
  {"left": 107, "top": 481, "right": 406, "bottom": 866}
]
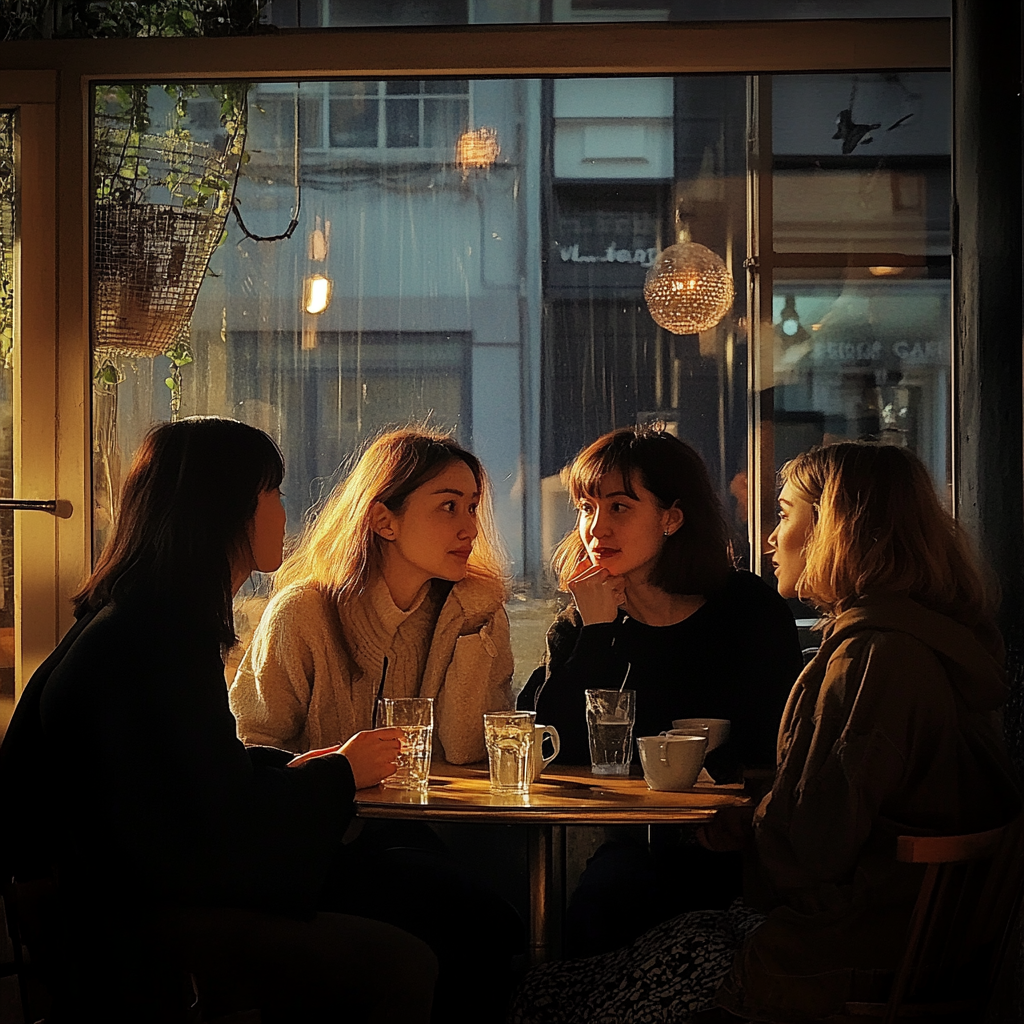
[
  {"left": 88, "top": 68, "right": 951, "bottom": 687},
  {"left": 264, "top": 0, "right": 949, "bottom": 27}
]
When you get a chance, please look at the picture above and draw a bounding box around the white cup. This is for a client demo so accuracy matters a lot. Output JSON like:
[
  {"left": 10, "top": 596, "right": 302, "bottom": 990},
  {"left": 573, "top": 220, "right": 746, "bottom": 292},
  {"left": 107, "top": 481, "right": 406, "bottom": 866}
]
[
  {"left": 531, "top": 724, "right": 560, "bottom": 780},
  {"left": 637, "top": 734, "right": 707, "bottom": 791},
  {"left": 671, "top": 718, "right": 731, "bottom": 752}
]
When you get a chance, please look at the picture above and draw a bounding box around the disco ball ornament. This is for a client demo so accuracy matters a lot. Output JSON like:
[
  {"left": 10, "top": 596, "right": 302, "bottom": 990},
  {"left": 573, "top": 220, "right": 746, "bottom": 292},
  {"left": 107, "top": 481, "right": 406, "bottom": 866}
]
[{"left": 643, "top": 241, "right": 735, "bottom": 334}]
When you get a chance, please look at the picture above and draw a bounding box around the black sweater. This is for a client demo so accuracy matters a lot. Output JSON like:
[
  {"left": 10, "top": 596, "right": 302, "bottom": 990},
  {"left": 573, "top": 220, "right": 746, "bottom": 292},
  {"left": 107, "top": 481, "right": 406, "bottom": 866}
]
[
  {"left": 0, "top": 595, "right": 355, "bottom": 916},
  {"left": 518, "top": 570, "right": 802, "bottom": 776}
]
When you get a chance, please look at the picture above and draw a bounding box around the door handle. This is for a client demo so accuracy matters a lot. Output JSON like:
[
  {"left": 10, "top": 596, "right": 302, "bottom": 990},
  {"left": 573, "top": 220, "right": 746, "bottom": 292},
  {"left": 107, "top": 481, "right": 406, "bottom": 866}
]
[{"left": 0, "top": 499, "right": 73, "bottom": 518}]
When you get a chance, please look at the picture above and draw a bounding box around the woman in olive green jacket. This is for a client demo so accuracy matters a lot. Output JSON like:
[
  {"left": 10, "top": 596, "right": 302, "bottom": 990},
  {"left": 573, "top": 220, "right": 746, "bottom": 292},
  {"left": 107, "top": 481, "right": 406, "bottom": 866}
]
[{"left": 511, "top": 442, "right": 1021, "bottom": 1024}]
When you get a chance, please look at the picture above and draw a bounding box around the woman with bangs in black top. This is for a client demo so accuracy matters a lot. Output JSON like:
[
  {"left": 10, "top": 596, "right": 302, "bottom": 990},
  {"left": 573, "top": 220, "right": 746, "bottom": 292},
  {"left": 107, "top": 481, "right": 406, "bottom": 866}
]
[{"left": 518, "top": 425, "right": 802, "bottom": 956}]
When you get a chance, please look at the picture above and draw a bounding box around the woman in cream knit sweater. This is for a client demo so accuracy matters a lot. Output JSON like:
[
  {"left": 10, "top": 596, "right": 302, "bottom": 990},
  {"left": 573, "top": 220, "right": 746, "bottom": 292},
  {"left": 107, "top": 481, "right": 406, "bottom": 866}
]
[
  {"left": 229, "top": 429, "right": 515, "bottom": 763},
  {"left": 230, "top": 429, "right": 523, "bottom": 1023}
]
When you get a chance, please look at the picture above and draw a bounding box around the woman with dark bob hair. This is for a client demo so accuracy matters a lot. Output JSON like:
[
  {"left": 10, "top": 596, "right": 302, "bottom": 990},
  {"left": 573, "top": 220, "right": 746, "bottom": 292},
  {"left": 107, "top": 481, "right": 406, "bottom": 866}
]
[
  {"left": 511, "top": 441, "right": 1020, "bottom": 1024},
  {"left": 518, "top": 425, "right": 802, "bottom": 953},
  {"left": 0, "top": 417, "right": 437, "bottom": 1022}
]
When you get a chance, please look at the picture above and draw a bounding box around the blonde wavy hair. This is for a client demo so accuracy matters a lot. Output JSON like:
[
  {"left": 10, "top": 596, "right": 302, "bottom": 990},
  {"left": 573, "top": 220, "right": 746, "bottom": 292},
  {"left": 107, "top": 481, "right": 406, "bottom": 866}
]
[
  {"left": 781, "top": 442, "right": 995, "bottom": 626},
  {"left": 274, "top": 428, "right": 508, "bottom": 602}
]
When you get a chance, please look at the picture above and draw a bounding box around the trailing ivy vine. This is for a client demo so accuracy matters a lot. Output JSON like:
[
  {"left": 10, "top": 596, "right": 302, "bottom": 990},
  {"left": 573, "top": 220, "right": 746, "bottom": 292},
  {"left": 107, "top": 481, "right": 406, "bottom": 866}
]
[
  {"left": 164, "top": 337, "right": 194, "bottom": 420},
  {"left": 1, "top": 1, "right": 269, "bottom": 41}
]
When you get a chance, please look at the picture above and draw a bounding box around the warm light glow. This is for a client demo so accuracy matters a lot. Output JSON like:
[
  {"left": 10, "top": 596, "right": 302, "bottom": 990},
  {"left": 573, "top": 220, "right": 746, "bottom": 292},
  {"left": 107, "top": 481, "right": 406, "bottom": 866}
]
[
  {"left": 643, "top": 242, "right": 734, "bottom": 334},
  {"left": 303, "top": 274, "right": 332, "bottom": 314},
  {"left": 869, "top": 265, "right": 904, "bottom": 277},
  {"left": 455, "top": 127, "right": 500, "bottom": 173},
  {"left": 309, "top": 228, "right": 328, "bottom": 262}
]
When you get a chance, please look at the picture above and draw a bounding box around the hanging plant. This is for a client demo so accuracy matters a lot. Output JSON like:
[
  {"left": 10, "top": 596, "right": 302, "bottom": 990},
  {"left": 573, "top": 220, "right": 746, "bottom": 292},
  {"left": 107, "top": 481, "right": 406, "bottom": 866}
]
[
  {"left": 164, "top": 336, "right": 195, "bottom": 420},
  {"left": 91, "top": 81, "right": 248, "bottom": 360},
  {"left": 2, "top": 1, "right": 270, "bottom": 42}
]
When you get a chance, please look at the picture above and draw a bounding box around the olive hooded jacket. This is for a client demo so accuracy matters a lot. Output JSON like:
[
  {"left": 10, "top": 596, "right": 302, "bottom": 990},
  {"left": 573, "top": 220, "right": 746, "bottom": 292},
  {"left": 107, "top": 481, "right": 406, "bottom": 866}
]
[{"left": 717, "top": 595, "right": 1022, "bottom": 1021}]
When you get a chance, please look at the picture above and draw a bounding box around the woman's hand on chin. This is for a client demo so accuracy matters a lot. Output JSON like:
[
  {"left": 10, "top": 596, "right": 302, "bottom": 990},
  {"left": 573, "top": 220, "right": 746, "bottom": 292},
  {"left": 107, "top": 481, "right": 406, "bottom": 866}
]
[
  {"left": 568, "top": 561, "right": 626, "bottom": 626},
  {"left": 338, "top": 728, "right": 403, "bottom": 789}
]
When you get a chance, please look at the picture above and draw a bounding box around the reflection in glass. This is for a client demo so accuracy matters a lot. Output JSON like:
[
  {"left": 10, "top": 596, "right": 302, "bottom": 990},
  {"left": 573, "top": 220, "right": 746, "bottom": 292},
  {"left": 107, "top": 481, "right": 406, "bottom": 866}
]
[
  {"left": 773, "top": 73, "right": 950, "bottom": 254},
  {"left": 772, "top": 272, "right": 950, "bottom": 494},
  {"left": 273, "top": 0, "right": 948, "bottom": 28},
  {"left": 86, "top": 71, "right": 953, "bottom": 684}
]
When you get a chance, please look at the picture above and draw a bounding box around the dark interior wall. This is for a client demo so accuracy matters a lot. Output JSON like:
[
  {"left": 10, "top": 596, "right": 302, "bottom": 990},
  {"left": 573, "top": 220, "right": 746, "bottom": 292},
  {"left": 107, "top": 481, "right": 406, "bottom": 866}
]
[
  {"left": 953, "top": 1, "right": 1023, "bottom": 639},
  {"left": 953, "top": 7, "right": 1024, "bottom": 1016}
]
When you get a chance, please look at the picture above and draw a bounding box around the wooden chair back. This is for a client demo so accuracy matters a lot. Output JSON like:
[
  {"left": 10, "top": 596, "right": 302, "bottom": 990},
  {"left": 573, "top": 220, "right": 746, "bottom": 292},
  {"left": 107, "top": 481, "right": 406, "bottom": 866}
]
[{"left": 846, "top": 818, "right": 1024, "bottom": 1024}]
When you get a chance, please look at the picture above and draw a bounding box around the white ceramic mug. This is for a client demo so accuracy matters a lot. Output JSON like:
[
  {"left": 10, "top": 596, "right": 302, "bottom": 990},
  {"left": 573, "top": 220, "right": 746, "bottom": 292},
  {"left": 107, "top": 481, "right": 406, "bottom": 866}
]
[
  {"left": 670, "top": 717, "right": 731, "bottom": 752},
  {"left": 636, "top": 734, "right": 707, "bottom": 791},
  {"left": 531, "top": 724, "right": 561, "bottom": 780}
]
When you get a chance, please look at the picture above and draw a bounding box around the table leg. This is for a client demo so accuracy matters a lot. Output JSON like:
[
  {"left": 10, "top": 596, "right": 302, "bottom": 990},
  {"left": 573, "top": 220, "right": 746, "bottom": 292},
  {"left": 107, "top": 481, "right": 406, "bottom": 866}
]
[{"left": 526, "top": 822, "right": 565, "bottom": 964}]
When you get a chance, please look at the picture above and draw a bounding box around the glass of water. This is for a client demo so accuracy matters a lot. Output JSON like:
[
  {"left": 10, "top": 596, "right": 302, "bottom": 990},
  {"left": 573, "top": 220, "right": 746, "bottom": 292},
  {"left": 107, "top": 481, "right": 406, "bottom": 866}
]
[
  {"left": 377, "top": 697, "right": 434, "bottom": 791},
  {"left": 484, "top": 711, "right": 536, "bottom": 795},
  {"left": 585, "top": 689, "right": 636, "bottom": 775}
]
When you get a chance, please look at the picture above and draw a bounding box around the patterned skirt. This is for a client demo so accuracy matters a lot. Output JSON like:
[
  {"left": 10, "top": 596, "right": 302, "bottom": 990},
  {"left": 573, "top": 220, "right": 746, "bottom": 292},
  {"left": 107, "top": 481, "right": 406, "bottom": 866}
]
[{"left": 508, "top": 899, "right": 765, "bottom": 1024}]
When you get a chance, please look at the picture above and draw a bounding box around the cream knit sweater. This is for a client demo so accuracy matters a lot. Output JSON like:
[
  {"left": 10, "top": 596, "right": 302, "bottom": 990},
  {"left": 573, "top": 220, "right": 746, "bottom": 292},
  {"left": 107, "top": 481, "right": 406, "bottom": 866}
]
[{"left": 229, "top": 573, "right": 514, "bottom": 763}]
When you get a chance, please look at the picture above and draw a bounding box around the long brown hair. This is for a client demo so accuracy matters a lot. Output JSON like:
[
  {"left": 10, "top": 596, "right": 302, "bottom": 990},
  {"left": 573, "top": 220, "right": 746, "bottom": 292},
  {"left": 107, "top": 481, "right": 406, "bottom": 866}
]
[
  {"left": 274, "top": 428, "right": 508, "bottom": 601},
  {"left": 73, "top": 417, "right": 284, "bottom": 645},
  {"left": 781, "top": 442, "right": 996, "bottom": 625},
  {"left": 552, "top": 425, "right": 731, "bottom": 596}
]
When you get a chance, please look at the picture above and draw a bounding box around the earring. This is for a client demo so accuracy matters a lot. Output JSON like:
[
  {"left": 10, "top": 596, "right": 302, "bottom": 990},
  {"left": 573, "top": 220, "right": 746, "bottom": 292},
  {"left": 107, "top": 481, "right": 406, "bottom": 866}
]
[{"left": 663, "top": 530, "right": 671, "bottom": 537}]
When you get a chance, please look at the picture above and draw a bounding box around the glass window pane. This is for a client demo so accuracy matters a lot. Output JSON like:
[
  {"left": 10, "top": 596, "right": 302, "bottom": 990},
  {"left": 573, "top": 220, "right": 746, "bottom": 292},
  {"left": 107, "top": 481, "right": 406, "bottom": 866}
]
[
  {"left": 248, "top": 87, "right": 325, "bottom": 151},
  {"left": 773, "top": 73, "right": 951, "bottom": 254},
  {"left": 289, "top": 0, "right": 947, "bottom": 28},
  {"left": 87, "top": 72, "right": 951, "bottom": 684},
  {"left": 325, "top": 0, "right": 470, "bottom": 27},
  {"left": 422, "top": 98, "right": 467, "bottom": 149},
  {"left": 424, "top": 79, "right": 469, "bottom": 95},
  {"left": 385, "top": 80, "right": 421, "bottom": 96},
  {"left": 771, "top": 270, "right": 951, "bottom": 489},
  {"left": 328, "top": 85, "right": 379, "bottom": 147},
  {"left": 385, "top": 97, "right": 420, "bottom": 147}
]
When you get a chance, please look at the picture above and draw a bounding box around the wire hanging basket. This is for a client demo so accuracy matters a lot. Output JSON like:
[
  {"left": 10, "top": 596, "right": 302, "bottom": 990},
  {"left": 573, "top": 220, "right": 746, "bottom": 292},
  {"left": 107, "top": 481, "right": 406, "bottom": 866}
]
[{"left": 91, "top": 107, "right": 246, "bottom": 359}]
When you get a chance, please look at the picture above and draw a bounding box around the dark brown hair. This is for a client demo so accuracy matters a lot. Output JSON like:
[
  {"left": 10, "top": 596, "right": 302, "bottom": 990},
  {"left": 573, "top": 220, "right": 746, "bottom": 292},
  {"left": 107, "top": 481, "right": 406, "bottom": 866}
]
[
  {"left": 73, "top": 417, "right": 284, "bottom": 645},
  {"left": 552, "top": 425, "right": 732, "bottom": 596}
]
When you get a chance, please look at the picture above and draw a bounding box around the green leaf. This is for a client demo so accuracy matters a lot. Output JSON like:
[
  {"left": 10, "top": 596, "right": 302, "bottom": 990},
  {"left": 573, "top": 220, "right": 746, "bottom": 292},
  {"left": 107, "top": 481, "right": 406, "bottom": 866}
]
[{"left": 165, "top": 377, "right": 176, "bottom": 390}]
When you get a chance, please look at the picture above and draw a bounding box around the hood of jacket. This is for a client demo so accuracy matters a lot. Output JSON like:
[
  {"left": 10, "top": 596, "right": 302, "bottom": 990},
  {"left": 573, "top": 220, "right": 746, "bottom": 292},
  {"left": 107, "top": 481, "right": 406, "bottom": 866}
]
[{"left": 819, "top": 595, "right": 1008, "bottom": 715}]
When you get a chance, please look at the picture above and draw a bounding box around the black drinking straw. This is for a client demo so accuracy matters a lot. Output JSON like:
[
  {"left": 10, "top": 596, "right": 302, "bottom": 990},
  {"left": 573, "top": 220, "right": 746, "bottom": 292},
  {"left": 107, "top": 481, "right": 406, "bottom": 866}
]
[{"left": 371, "top": 656, "right": 389, "bottom": 729}]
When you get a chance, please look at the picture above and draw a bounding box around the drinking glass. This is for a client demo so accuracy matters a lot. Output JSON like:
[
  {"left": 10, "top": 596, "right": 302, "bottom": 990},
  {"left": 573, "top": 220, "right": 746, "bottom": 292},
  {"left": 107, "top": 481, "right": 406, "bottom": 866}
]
[
  {"left": 484, "top": 711, "right": 535, "bottom": 795},
  {"left": 377, "top": 696, "right": 434, "bottom": 791},
  {"left": 585, "top": 689, "right": 636, "bottom": 775}
]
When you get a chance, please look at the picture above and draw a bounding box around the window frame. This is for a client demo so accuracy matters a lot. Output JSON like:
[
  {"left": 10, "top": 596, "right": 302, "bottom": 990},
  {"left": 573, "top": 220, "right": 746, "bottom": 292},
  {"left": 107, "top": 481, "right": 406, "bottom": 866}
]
[{"left": 0, "top": 19, "right": 950, "bottom": 648}]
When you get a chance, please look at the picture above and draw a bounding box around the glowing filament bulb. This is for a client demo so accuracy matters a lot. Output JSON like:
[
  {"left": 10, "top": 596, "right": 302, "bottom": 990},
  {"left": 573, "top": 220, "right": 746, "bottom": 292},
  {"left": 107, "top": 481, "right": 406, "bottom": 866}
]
[{"left": 304, "top": 274, "right": 332, "bottom": 315}]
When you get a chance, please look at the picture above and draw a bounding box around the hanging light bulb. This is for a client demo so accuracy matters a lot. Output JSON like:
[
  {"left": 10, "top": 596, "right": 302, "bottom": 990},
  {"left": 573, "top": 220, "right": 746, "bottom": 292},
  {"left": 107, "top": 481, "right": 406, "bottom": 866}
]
[
  {"left": 643, "top": 241, "right": 734, "bottom": 334},
  {"left": 779, "top": 294, "right": 801, "bottom": 337},
  {"left": 302, "top": 216, "right": 333, "bottom": 316},
  {"left": 303, "top": 274, "right": 332, "bottom": 315},
  {"left": 455, "top": 127, "right": 500, "bottom": 175}
]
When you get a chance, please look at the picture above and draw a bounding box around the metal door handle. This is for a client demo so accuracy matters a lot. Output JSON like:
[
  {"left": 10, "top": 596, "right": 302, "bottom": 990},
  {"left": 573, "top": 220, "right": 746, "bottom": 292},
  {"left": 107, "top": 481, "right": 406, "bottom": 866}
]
[{"left": 0, "top": 499, "right": 73, "bottom": 518}]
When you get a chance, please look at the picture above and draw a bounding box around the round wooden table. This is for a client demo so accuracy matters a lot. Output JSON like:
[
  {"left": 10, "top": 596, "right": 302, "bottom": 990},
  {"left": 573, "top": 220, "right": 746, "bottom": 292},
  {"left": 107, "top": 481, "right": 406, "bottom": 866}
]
[{"left": 356, "top": 762, "right": 751, "bottom": 962}]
